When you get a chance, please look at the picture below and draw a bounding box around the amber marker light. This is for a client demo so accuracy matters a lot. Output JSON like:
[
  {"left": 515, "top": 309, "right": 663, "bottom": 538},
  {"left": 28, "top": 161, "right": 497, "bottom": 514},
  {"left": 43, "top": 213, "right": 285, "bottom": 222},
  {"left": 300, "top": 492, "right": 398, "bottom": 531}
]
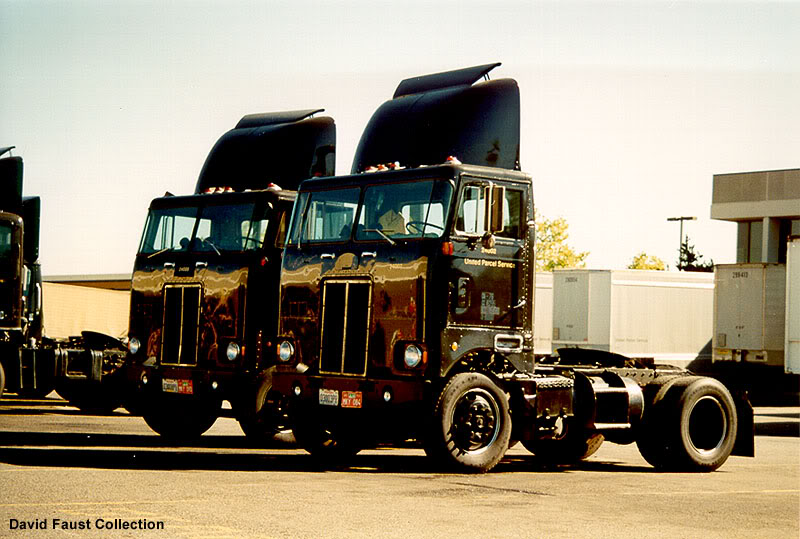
[{"left": 441, "top": 242, "right": 454, "bottom": 256}]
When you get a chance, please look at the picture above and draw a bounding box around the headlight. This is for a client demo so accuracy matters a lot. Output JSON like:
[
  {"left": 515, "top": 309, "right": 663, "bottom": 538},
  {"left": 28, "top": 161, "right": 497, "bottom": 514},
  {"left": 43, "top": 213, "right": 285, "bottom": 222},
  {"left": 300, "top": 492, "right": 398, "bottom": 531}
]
[
  {"left": 128, "top": 337, "right": 141, "bottom": 355},
  {"left": 226, "top": 342, "right": 241, "bottom": 361},
  {"left": 278, "top": 341, "right": 295, "bottom": 362},
  {"left": 403, "top": 344, "right": 423, "bottom": 368}
]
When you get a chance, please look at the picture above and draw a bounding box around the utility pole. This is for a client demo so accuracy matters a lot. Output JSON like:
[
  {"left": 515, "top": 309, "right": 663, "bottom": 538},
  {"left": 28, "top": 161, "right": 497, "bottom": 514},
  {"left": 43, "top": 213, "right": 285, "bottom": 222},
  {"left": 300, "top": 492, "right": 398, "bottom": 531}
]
[{"left": 667, "top": 216, "right": 696, "bottom": 270}]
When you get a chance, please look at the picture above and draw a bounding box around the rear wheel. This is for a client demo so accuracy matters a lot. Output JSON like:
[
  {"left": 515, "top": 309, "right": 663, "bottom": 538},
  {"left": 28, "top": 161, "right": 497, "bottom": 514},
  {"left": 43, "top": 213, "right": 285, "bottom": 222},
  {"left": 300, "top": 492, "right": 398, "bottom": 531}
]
[
  {"left": 637, "top": 376, "right": 737, "bottom": 472},
  {"left": 142, "top": 394, "right": 221, "bottom": 440},
  {"left": 522, "top": 420, "right": 604, "bottom": 464},
  {"left": 429, "top": 372, "right": 511, "bottom": 473}
]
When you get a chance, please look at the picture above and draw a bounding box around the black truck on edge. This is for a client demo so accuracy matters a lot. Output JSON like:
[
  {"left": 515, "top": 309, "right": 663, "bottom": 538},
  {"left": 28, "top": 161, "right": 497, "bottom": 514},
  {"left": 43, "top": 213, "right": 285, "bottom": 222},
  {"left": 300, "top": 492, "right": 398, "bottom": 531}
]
[
  {"left": 0, "top": 146, "right": 127, "bottom": 407},
  {"left": 124, "top": 110, "right": 335, "bottom": 439},
  {"left": 270, "top": 64, "right": 754, "bottom": 472}
]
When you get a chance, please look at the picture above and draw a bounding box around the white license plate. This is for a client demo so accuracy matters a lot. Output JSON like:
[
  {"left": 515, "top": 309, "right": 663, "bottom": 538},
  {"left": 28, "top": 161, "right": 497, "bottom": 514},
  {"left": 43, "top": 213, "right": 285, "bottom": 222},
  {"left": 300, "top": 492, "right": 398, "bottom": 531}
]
[
  {"left": 319, "top": 388, "right": 339, "bottom": 406},
  {"left": 162, "top": 378, "right": 193, "bottom": 395}
]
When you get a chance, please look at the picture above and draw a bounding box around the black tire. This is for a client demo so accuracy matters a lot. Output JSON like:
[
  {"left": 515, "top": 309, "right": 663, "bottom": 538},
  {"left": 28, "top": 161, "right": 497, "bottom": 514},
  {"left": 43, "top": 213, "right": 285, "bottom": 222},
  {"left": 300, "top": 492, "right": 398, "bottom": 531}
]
[
  {"left": 291, "top": 406, "right": 361, "bottom": 462},
  {"left": 429, "top": 372, "right": 511, "bottom": 473},
  {"left": 236, "top": 369, "right": 291, "bottom": 442},
  {"left": 141, "top": 394, "right": 221, "bottom": 440},
  {"left": 637, "top": 376, "right": 737, "bottom": 472},
  {"left": 56, "top": 380, "right": 122, "bottom": 414},
  {"left": 522, "top": 421, "right": 604, "bottom": 464},
  {"left": 17, "top": 383, "right": 55, "bottom": 399},
  {"left": 635, "top": 376, "right": 683, "bottom": 469}
]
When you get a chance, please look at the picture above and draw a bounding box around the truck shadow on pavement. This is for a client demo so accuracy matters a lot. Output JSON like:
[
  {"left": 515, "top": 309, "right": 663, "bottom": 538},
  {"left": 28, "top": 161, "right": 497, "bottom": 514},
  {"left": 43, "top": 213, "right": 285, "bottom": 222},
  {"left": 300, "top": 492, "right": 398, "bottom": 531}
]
[{"left": 0, "top": 431, "right": 652, "bottom": 474}]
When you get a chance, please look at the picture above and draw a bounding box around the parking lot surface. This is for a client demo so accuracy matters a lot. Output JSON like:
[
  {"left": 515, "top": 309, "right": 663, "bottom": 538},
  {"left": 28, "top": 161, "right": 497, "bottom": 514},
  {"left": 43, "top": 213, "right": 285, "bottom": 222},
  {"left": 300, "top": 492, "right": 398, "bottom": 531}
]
[{"left": 1, "top": 396, "right": 798, "bottom": 538}]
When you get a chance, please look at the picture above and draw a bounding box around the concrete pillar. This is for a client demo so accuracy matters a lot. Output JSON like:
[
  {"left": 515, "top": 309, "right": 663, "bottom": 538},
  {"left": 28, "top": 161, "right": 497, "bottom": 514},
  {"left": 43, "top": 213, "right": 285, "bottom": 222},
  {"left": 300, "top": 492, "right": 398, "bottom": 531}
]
[{"left": 762, "top": 217, "right": 781, "bottom": 263}]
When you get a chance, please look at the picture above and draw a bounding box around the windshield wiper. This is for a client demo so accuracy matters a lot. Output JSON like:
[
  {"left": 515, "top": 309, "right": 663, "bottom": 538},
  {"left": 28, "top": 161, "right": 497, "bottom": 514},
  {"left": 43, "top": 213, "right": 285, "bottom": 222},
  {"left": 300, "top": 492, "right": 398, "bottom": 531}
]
[
  {"left": 201, "top": 238, "right": 222, "bottom": 256},
  {"left": 364, "top": 228, "right": 396, "bottom": 246}
]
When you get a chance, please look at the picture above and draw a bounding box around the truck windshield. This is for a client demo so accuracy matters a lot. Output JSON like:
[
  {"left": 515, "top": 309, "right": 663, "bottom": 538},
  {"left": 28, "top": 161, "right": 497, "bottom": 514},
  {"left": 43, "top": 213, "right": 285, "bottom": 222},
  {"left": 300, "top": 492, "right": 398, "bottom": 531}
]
[
  {"left": 138, "top": 202, "right": 268, "bottom": 255},
  {"left": 287, "top": 179, "right": 452, "bottom": 245}
]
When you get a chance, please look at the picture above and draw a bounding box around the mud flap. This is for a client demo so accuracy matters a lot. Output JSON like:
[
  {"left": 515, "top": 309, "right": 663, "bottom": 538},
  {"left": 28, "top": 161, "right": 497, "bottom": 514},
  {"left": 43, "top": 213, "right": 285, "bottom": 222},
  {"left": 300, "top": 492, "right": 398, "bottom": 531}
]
[{"left": 732, "top": 390, "right": 755, "bottom": 457}]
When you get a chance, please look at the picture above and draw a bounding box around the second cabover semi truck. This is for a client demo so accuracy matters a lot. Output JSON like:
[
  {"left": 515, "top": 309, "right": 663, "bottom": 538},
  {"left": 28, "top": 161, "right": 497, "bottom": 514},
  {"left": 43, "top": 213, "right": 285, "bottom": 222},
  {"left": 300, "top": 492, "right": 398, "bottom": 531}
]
[
  {"left": 270, "top": 63, "right": 754, "bottom": 473},
  {"left": 0, "top": 146, "right": 127, "bottom": 409},
  {"left": 124, "top": 110, "right": 335, "bottom": 439}
]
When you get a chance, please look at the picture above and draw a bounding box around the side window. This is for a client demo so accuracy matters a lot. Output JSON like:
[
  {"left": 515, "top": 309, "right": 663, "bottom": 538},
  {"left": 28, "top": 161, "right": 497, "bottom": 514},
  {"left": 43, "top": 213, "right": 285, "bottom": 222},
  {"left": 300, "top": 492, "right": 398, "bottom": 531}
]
[
  {"left": 456, "top": 183, "right": 524, "bottom": 240},
  {"left": 496, "top": 189, "right": 523, "bottom": 239}
]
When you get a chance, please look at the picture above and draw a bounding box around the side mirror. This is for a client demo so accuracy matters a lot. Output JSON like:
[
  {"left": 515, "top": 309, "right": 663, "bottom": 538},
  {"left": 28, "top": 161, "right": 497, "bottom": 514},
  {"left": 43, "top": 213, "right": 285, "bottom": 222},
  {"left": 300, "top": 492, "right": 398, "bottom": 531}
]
[{"left": 484, "top": 184, "right": 505, "bottom": 234}]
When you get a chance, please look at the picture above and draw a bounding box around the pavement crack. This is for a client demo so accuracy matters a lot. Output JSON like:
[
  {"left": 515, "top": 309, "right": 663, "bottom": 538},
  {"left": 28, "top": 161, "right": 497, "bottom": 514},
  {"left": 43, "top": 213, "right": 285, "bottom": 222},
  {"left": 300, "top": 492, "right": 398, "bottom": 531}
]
[{"left": 446, "top": 481, "right": 552, "bottom": 497}]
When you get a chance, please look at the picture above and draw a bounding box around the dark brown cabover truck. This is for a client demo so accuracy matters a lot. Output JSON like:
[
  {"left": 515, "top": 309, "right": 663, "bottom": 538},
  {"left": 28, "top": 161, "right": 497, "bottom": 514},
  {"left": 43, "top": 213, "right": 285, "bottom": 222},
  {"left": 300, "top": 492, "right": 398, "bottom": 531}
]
[
  {"left": 271, "top": 64, "right": 754, "bottom": 472},
  {"left": 124, "top": 110, "right": 335, "bottom": 439}
]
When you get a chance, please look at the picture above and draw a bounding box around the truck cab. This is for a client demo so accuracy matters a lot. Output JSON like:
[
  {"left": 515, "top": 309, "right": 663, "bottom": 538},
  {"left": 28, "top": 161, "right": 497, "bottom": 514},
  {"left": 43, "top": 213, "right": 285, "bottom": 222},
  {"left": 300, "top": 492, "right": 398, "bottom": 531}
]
[
  {"left": 125, "top": 109, "right": 335, "bottom": 439},
  {"left": 271, "top": 64, "right": 752, "bottom": 473},
  {"left": 273, "top": 162, "right": 534, "bottom": 445}
]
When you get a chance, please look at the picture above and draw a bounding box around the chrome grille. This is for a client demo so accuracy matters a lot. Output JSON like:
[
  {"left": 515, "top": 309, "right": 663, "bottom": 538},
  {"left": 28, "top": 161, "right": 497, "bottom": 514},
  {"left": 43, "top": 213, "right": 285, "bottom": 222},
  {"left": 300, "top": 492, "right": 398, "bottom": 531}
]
[
  {"left": 161, "top": 285, "right": 201, "bottom": 366},
  {"left": 319, "top": 280, "right": 371, "bottom": 376}
]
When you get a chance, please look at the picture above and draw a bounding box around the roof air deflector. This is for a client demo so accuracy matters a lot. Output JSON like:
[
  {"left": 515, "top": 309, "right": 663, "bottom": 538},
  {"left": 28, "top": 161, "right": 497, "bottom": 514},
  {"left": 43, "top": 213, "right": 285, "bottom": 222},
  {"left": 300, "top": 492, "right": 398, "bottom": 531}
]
[{"left": 393, "top": 63, "right": 501, "bottom": 98}]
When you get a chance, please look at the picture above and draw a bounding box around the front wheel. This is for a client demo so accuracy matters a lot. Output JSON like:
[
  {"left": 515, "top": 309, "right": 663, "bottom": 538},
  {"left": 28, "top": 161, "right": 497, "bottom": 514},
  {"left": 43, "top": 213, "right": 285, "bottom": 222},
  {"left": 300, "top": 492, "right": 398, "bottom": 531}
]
[
  {"left": 141, "top": 394, "right": 221, "bottom": 440},
  {"left": 428, "top": 372, "right": 511, "bottom": 473},
  {"left": 236, "top": 369, "right": 292, "bottom": 443},
  {"left": 291, "top": 406, "right": 361, "bottom": 463}
]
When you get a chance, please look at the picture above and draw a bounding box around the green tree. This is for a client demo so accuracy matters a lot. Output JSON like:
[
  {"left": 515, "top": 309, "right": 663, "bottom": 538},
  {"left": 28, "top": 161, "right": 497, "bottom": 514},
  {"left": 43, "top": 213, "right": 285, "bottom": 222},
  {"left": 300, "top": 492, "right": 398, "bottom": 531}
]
[
  {"left": 628, "top": 252, "right": 666, "bottom": 270},
  {"left": 535, "top": 210, "right": 589, "bottom": 271},
  {"left": 678, "top": 236, "right": 714, "bottom": 272}
]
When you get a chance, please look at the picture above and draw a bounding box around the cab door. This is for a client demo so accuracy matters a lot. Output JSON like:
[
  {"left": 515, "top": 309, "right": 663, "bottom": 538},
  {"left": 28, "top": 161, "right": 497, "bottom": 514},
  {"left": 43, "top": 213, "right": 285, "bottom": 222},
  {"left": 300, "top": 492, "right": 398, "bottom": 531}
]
[{"left": 448, "top": 177, "right": 529, "bottom": 330}]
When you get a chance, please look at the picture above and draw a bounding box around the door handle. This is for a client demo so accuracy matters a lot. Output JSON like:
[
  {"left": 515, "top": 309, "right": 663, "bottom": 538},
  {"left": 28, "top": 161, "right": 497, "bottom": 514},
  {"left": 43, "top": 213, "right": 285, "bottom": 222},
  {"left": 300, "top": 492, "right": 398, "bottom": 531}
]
[
  {"left": 360, "top": 251, "right": 377, "bottom": 259},
  {"left": 321, "top": 253, "right": 335, "bottom": 259},
  {"left": 195, "top": 261, "right": 208, "bottom": 269},
  {"left": 163, "top": 262, "right": 175, "bottom": 269}
]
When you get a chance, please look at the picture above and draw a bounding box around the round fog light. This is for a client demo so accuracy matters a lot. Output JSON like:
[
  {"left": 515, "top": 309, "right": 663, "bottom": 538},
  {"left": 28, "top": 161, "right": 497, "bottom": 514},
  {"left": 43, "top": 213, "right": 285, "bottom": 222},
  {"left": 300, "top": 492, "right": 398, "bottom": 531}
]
[
  {"left": 140, "top": 374, "right": 148, "bottom": 385},
  {"left": 226, "top": 342, "right": 240, "bottom": 361},
  {"left": 293, "top": 384, "right": 302, "bottom": 397},
  {"left": 211, "top": 381, "right": 219, "bottom": 390},
  {"left": 128, "top": 337, "right": 141, "bottom": 355},
  {"left": 383, "top": 388, "right": 393, "bottom": 403}
]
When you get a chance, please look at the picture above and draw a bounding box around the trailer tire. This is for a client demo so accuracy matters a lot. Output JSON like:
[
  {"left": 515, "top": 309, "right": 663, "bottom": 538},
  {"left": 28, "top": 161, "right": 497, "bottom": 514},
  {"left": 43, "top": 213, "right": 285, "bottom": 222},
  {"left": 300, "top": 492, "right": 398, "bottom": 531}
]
[
  {"left": 142, "top": 394, "right": 221, "bottom": 439},
  {"left": 236, "top": 369, "right": 292, "bottom": 443},
  {"left": 637, "top": 376, "right": 737, "bottom": 472},
  {"left": 430, "top": 372, "right": 511, "bottom": 473}
]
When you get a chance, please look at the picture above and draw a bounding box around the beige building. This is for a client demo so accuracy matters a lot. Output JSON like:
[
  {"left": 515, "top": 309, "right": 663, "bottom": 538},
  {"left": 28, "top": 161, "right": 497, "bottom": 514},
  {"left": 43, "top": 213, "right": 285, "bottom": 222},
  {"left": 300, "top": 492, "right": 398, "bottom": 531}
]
[
  {"left": 42, "top": 274, "right": 131, "bottom": 339},
  {"left": 710, "top": 168, "right": 800, "bottom": 262}
]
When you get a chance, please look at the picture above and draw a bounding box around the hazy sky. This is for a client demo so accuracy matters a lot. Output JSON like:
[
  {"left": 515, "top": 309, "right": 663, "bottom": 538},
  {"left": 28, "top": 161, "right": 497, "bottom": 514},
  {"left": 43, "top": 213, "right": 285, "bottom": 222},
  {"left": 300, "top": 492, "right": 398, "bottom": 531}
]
[{"left": 2, "top": 0, "right": 798, "bottom": 276}]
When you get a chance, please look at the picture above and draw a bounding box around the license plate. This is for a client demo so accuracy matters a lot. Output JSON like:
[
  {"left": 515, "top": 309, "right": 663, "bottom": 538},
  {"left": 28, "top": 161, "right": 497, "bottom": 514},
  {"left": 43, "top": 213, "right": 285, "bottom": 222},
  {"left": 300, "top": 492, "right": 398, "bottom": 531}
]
[
  {"left": 319, "top": 388, "right": 339, "bottom": 406},
  {"left": 341, "top": 391, "right": 362, "bottom": 409},
  {"left": 162, "top": 378, "right": 193, "bottom": 395}
]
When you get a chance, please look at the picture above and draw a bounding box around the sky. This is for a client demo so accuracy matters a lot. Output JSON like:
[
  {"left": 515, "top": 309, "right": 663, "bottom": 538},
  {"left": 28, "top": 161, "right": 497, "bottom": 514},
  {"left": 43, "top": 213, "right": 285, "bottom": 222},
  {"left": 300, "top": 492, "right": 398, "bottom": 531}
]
[{"left": 1, "top": 0, "right": 798, "bottom": 276}]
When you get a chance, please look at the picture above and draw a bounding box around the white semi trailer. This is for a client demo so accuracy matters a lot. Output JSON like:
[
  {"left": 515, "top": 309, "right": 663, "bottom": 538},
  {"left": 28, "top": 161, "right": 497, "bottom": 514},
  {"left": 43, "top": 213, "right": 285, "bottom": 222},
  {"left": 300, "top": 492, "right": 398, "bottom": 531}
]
[
  {"left": 787, "top": 236, "right": 800, "bottom": 374},
  {"left": 551, "top": 269, "right": 714, "bottom": 369},
  {"left": 534, "top": 271, "right": 552, "bottom": 357},
  {"left": 710, "top": 236, "right": 800, "bottom": 401}
]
